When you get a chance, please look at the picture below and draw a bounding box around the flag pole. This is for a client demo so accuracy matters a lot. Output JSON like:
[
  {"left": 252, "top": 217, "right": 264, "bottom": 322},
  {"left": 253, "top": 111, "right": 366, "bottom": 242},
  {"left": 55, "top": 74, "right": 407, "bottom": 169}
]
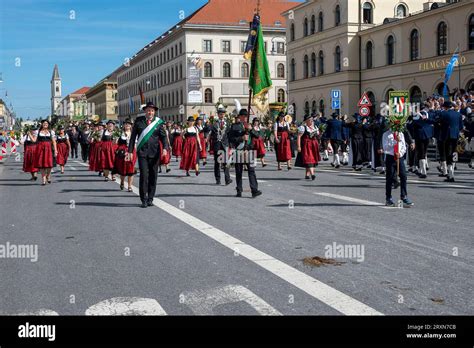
[{"left": 247, "top": 0, "right": 260, "bottom": 124}]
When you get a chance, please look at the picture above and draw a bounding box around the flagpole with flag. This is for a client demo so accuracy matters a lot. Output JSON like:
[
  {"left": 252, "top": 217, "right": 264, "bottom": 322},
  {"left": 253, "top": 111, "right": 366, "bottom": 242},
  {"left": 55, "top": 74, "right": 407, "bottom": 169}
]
[
  {"left": 127, "top": 89, "right": 134, "bottom": 117},
  {"left": 443, "top": 47, "right": 459, "bottom": 100}
]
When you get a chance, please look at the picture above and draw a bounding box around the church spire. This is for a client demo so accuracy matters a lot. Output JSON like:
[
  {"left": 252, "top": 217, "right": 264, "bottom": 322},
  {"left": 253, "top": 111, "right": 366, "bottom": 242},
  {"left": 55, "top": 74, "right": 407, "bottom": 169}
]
[{"left": 52, "top": 64, "right": 60, "bottom": 80}]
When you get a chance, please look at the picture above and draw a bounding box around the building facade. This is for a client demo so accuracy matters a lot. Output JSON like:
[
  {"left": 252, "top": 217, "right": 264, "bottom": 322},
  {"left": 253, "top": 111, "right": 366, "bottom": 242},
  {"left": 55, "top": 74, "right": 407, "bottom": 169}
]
[
  {"left": 57, "top": 87, "right": 90, "bottom": 121},
  {"left": 0, "top": 99, "right": 14, "bottom": 130},
  {"left": 51, "top": 64, "right": 62, "bottom": 117},
  {"left": 116, "top": 0, "right": 298, "bottom": 123},
  {"left": 85, "top": 74, "right": 118, "bottom": 121},
  {"left": 284, "top": 0, "right": 474, "bottom": 120}
]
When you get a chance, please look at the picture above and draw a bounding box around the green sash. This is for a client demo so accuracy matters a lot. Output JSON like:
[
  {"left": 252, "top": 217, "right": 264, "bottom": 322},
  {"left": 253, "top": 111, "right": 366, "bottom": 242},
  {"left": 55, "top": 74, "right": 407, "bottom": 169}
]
[{"left": 137, "top": 117, "right": 164, "bottom": 151}]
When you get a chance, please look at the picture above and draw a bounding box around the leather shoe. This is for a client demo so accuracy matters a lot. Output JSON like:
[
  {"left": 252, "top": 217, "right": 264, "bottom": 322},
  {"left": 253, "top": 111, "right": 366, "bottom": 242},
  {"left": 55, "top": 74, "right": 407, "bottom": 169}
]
[
  {"left": 147, "top": 200, "right": 154, "bottom": 206},
  {"left": 236, "top": 192, "right": 242, "bottom": 197},
  {"left": 140, "top": 202, "right": 148, "bottom": 208},
  {"left": 225, "top": 179, "right": 233, "bottom": 186},
  {"left": 252, "top": 190, "right": 262, "bottom": 198}
]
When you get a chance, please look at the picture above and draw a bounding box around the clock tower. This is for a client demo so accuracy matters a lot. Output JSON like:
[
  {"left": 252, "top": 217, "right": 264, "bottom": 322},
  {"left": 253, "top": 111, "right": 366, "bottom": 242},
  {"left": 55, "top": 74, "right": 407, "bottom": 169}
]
[{"left": 51, "top": 64, "right": 62, "bottom": 116}]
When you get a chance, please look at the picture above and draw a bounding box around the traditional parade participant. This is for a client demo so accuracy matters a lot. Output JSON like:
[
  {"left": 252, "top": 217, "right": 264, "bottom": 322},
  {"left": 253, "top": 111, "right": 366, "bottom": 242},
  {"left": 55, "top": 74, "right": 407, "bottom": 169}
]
[
  {"left": 227, "top": 109, "right": 261, "bottom": 198},
  {"left": 78, "top": 122, "right": 91, "bottom": 162},
  {"left": 209, "top": 106, "right": 232, "bottom": 185},
  {"left": 21, "top": 125, "right": 38, "bottom": 180},
  {"left": 113, "top": 119, "right": 136, "bottom": 192},
  {"left": 264, "top": 120, "right": 273, "bottom": 151},
  {"left": 466, "top": 112, "right": 474, "bottom": 168},
  {"left": 99, "top": 120, "right": 116, "bottom": 182},
  {"left": 55, "top": 126, "right": 71, "bottom": 174},
  {"left": 195, "top": 115, "right": 208, "bottom": 167},
  {"left": 159, "top": 125, "right": 172, "bottom": 174},
  {"left": 88, "top": 123, "right": 101, "bottom": 174},
  {"left": 171, "top": 123, "right": 183, "bottom": 161},
  {"left": 413, "top": 110, "right": 434, "bottom": 179},
  {"left": 439, "top": 101, "right": 463, "bottom": 182},
  {"left": 383, "top": 118, "right": 414, "bottom": 207},
  {"left": 373, "top": 113, "right": 388, "bottom": 174},
  {"left": 295, "top": 114, "right": 321, "bottom": 180},
  {"left": 344, "top": 114, "right": 364, "bottom": 171},
  {"left": 274, "top": 111, "right": 292, "bottom": 170},
  {"left": 362, "top": 116, "right": 375, "bottom": 169},
  {"left": 406, "top": 118, "right": 417, "bottom": 174},
  {"left": 250, "top": 118, "right": 267, "bottom": 167},
  {"left": 341, "top": 114, "right": 350, "bottom": 165},
  {"left": 67, "top": 125, "right": 80, "bottom": 159},
  {"left": 127, "top": 102, "right": 169, "bottom": 208},
  {"left": 326, "top": 113, "right": 343, "bottom": 168},
  {"left": 34, "top": 120, "right": 57, "bottom": 186},
  {"left": 180, "top": 116, "right": 201, "bottom": 177}
]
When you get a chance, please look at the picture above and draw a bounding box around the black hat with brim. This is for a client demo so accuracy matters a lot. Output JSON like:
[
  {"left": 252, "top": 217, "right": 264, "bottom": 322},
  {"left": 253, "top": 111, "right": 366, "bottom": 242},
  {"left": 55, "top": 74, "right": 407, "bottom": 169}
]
[
  {"left": 187, "top": 116, "right": 195, "bottom": 122},
  {"left": 142, "top": 102, "right": 159, "bottom": 111},
  {"left": 106, "top": 120, "right": 115, "bottom": 125},
  {"left": 278, "top": 111, "right": 285, "bottom": 118},
  {"left": 303, "top": 114, "right": 313, "bottom": 121},
  {"left": 123, "top": 119, "right": 133, "bottom": 125},
  {"left": 442, "top": 101, "right": 453, "bottom": 108},
  {"left": 238, "top": 109, "right": 248, "bottom": 117}
]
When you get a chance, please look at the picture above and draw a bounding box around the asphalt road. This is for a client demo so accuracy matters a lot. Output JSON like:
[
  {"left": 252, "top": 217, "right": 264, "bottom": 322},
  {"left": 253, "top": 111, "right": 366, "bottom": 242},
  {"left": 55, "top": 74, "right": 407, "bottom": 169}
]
[{"left": 0, "top": 147, "right": 472, "bottom": 315}]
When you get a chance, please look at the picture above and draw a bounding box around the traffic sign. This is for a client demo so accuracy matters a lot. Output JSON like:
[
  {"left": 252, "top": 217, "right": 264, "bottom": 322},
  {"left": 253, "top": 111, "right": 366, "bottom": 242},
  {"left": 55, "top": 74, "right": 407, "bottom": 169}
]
[
  {"left": 331, "top": 99, "right": 340, "bottom": 110},
  {"left": 331, "top": 89, "right": 341, "bottom": 99},
  {"left": 359, "top": 106, "right": 370, "bottom": 117},
  {"left": 358, "top": 92, "right": 372, "bottom": 107}
]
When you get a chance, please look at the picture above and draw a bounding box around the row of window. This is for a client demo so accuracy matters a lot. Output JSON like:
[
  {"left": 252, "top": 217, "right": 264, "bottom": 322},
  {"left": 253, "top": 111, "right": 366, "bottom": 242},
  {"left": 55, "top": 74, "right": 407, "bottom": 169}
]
[
  {"left": 290, "top": 3, "right": 410, "bottom": 42},
  {"left": 367, "top": 15, "right": 474, "bottom": 69},
  {"left": 290, "top": 47, "right": 341, "bottom": 81},
  {"left": 118, "top": 41, "right": 184, "bottom": 85},
  {"left": 202, "top": 62, "right": 285, "bottom": 78},
  {"left": 202, "top": 39, "right": 285, "bottom": 54}
]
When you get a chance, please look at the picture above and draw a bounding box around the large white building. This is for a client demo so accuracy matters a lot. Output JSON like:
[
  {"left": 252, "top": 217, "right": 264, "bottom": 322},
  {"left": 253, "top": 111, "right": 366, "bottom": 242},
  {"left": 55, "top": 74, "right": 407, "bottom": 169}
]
[
  {"left": 283, "top": 0, "right": 474, "bottom": 120},
  {"left": 116, "top": 0, "right": 299, "bottom": 123}
]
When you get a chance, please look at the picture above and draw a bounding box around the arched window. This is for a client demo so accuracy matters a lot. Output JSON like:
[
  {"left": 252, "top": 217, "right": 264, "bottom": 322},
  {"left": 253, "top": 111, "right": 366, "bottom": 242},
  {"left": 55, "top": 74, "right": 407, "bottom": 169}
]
[
  {"left": 385, "top": 88, "right": 394, "bottom": 103},
  {"left": 204, "top": 88, "right": 213, "bottom": 103},
  {"left": 469, "top": 14, "right": 474, "bottom": 50},
  {"left": 387, "top": 35, "right": 395, "bottom": 65},
  {"left": 335, "top": 46, "right": 341, "bottom": 72},
  {"left": 277, "top": 89, "right": 285, "bottom": 103},
  {"left": 410, "top": 29, "right": 419, "bottom": 61},
  {"left": 437, "top": 22, "right": 447, "bottom": 56},
  {"left": 290, "top": 23, "right": 295, "bottom": 41},
  {"left": 363, "top": 2, "right": 373, "bottom": 24},
  {"left": 311, "top": 15, "right": 316, "bottom": 35},
  {"left": 319, "top": 99, "right": 325, "bottom": 116},
  {"left": 410, "top": 86, "right": 422, "bottom": 104},
  {"left": 318, "top": 50, "right": 324, "bottom": 75},
  {"left": 303, "top": 17, "right": 308, "bottom": 37},
  {"left": 396, "top": 4, "right": 407, "bottom": 18},
  {"left": 366, "top": 41, "right": 373, "bottom": 69},
  {"left": 277, "top": 63, "right": 285, "bottom": 78},
  {"left": 311, "top": 100, "right": 317, "bottom": 114},
  {"left": 304, "top": 101, "right": 310, "bottom": 116},
  {"left": 179, "top": 64, "right": 183, "bottom": 79},
  {"left": 335, "top": 5, "right": 341, "bottom": 26},
  {"left": 171, "top": 67, "right": 174, "bottom": 82},
  {"left": 223, "top": 62, "right": 231, "bottom": 77},
  {"left": 466, "top": 79, "right": 474, "bottom": 93},
  {"left": 303, "top": 55, "right": 309, "bottom": 78},
  {"left": 204, "top": 62, "right": 213, "bottom": 77},
  {"left": 291, "top": 58, "right": 296, "bottom": 81},
  {"left": 241, "top": 63, "right": 249, "bottom": 78},
  {"left": 318, "top": 11, "right": 324, "bottom": 32},
  {"left": 311, "top": 52, "right": 316, "bottom": 77}
]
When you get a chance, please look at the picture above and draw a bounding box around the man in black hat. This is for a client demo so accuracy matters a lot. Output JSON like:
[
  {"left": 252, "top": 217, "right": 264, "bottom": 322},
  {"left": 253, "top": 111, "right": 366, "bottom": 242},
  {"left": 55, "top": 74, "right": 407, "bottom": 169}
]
[
  {"left": 209, "top": 106, "right": 232, "bottom": 185},
  {"left": 439, "top": 101, "right": 463, "bottom": 182},
  {"left": 227, "top": 109, "right": 262, "bottom": 198},
  {"left": 127, "top": 102, "right": 169, "bottom": 208},
  {"left": 78, "top": 122, "right": 91, "bottom": 162}
]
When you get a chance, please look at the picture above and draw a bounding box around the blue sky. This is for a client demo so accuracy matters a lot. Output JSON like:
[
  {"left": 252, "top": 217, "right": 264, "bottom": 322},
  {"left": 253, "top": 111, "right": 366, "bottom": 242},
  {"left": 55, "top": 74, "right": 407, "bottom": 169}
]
[{"left": 0, "top": 0, "right": 208, "bottom": 120}]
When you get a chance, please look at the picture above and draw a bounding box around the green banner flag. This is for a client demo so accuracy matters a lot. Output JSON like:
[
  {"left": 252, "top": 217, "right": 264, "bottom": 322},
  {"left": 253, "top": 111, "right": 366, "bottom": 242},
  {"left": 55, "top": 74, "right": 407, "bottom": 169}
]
[{"left": 249, "top": 21, "right": 272, "bottom": 111}]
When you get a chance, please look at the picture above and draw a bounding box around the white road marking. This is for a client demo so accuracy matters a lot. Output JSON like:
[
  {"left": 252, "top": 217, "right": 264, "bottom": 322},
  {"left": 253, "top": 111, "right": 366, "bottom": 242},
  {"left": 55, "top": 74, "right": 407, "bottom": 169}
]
[
  {"left": 85, "top": 297, "right": 167, "bottom": 316},
  {"left": 181, "top": 285, "right": 282, "bottom": 315},
  {"left": 314, "top": 192, "right": 390, "bottom": 209},
  {"left": 76, "top": 161, "right": 382, "bottom": 315}
]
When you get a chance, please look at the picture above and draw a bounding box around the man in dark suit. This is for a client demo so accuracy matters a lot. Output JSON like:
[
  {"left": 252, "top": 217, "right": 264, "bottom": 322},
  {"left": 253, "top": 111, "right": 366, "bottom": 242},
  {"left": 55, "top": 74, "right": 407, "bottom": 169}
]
[
  {"left": 68, "top": 125, "right": 80, "bottom": 159},
  {"left": 127, "top": 102, "right": 169, "bottom": 208},
  {"left": 78, "top": 122, "right": 91, "bottom": 162},
  {"left": 209, "top": 106, "right": 232, "bottom": 186},
  {"left": 440, "top": 101, "right": 463, "bottom": 182},
  {"left": 326, "top": 113, "right": 343, "bottom": 168}
]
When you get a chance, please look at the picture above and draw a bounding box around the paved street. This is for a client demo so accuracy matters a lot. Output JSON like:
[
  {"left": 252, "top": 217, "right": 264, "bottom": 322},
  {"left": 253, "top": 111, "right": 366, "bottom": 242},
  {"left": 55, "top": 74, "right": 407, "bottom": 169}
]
[{"left": 0, "top": 148, "right": 472, "bottom": 316}]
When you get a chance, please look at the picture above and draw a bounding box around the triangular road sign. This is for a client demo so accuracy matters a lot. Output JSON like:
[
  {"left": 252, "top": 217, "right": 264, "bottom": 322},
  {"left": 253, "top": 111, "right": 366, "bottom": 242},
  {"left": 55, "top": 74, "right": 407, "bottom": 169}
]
[{"left": 358, "top": 92, "right": 372, "bottom": 107}]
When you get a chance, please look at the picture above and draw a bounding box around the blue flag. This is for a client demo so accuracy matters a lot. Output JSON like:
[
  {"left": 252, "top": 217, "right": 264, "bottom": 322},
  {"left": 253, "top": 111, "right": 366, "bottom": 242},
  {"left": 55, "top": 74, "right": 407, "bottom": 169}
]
[{"left": 443, "top": 48, "right": 459, "bottom": 99}]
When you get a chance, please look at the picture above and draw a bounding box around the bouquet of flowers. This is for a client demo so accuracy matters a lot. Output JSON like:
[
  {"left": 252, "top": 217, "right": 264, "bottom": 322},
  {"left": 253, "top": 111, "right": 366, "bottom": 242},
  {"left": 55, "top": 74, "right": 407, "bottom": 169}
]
[
  {"left": 91, "top": 130, "right": 102, "bottom": 142},
  {"left": 388, "top": 114, "right": 409, "bottom": 133},
  {"left": 112, "top": 127, "right": 121, "bottom": 140},
  {"left": 318, "top": 123, "right": 327, "bottom": 134}
]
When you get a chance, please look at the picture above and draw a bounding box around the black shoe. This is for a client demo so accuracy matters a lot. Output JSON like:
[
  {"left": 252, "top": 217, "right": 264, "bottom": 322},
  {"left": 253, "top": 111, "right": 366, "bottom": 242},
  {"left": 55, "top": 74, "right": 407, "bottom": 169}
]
[
  {"left": 311, "top": 175, "right": 316, "bottom": 181},
  {"left": 186, "top": 172, "right": 190, "bottom": 177},
  {"left": 444, "top": 177, "right": 455, "bottom": 182},
  {"left": 262, "top": 164, "right": 267, "bottom": 167},
  {"left": 251, "top": 190, "right": 262, "bottom": 198},
  {"left": 438, "top": 173, "right": 447, "bottom": 177},
  {"left": 335, "top": 164, "right": 340, "bottom": 169},
  {"left": 225, "top": 179, "right": 233, "bottom": 186},
  {"left": 120, "top": 184, "right": 124, "bottom": 190},
  {"left": 166, "top": 168, "right": 171, "bottom": 173},
  {"left": 305, "top": 175, "right": 310, "bottom": 180},
  {"left": 469, "top": 163, "right": 473, "bottom": 169},
  {"left": 437, "top": 165, "right": 442, "bottom": 173},
  {"left": 331, "top": 163, "right": 335, "bottom": 167},
  {"left": 140, "top": 202, "right": 148, "bottom": 208},
  {"left": 203, "top": 162, "right": 207, "bottom": 167},
  {"left": 195, "top": 171, "right": 200, "bottom": 176},
  {"left": 159, "top": 168, "right": 162, "bottom": 173},
  {"left": 98, "top": 172, "right": 102, "bottom": 176},
  {"left": 216, "top": 181, "right": 221, "bottom": 185},
  {"left": 355, "top": 167, "right": 362, "bottom": 172},
  {"left": 236, "top": 192, "right": 242, "bottom": 197},
  {"left": 418, "top": 174, "right": 427, "bottom": 179},
  {"left": 380, "top": 170, "right": 385, "bottom": 175},
  {"left": 147, "top": 200, "right": 154, "bottom": 206}
]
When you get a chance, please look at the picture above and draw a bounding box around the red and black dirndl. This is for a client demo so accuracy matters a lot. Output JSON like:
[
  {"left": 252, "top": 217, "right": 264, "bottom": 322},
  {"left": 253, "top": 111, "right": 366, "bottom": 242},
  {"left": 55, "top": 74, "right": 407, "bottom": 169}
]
[
  {"left": 198, "top": 131, "right": 207, "bottom": 159},
  {"left": 33, "top": 132, "right": 54, "bottom": 169},
  {"left": 56, "top": 137, "right": 69, "bottom": 166},
  {"left": 88, "top": 141, "right": 96, "bottom": 171},
  {"left": 276, "top": 129, "right": 292, "bottom": 162},
  {"left": 23, "top": 140, "right": 38, "bottom": 173},
  {"left": 295, "top": 132, "right": 321, "bottom": 168},
  {"left": 99, "top": 139, "right": 115, "bottom": 170},
  {"left": 91, "top": 140, "right": 103, "bottom": 172},
  {"left": 172, "top": 133, "right": 183, "bottom": 158},
  {"left": 179, "top": 132, "right": 198, "bottom": 171},
  {"left": 113, "top": 138, "right": 136, "bottom": 176},
  {"left": 251, "top": 136, "right": 266, "bottom": 159}
]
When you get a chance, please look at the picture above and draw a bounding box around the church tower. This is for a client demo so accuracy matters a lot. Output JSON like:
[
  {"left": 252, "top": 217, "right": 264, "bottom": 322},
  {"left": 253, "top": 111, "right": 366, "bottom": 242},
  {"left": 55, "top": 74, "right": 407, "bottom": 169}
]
[{"left": 51, "top": 64, "right": 62, "bottom": 116}]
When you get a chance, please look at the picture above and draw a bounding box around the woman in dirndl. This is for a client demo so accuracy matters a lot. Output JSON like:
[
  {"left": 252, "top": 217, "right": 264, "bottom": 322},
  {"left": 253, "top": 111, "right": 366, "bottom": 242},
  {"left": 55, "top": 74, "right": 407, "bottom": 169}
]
[
  {"left": 21, "top": 125, "right": 38, "bottom": 181},
  {"left": 296, "top": 114, "right": 321, "bottom": 180},
  {"left": 33, "top": 120, "right": 57, "bottom": 186},
  {"left": 99, "top": 120, "right": 116, "bottom": 182},
  {"left": 179, "top": 116, "right": 202, "bottom": 176},
  {"left": 113, "top": 119, "right": 136, "bottom": 192},
  {"left": 171, "top": 123, "right": 183, "bottom": 161},
  {"left": 159, "top": 125, "right": 172, "bottom": 173},
  {"left": 250, "top": 118, "right": 267, "bottom": 167},
  {"left": 273, "top": 112, "right": 292, "bottom": 170},
  {"left": 195, "top": 116, "right": 208, "bottom": 167},
  {"left": 55, "top": 126, "right": 71, "bottom": 174}
]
